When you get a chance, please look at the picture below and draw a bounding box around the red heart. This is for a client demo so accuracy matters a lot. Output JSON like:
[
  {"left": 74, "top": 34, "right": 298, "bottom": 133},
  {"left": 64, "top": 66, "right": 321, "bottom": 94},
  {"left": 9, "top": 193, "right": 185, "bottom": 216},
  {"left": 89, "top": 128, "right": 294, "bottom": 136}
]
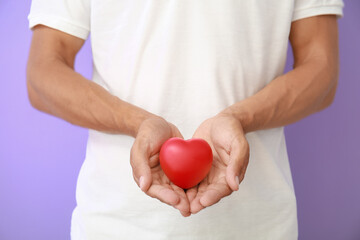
[{"left": 159, "top": 137, "right": 213, "bottom": 189}]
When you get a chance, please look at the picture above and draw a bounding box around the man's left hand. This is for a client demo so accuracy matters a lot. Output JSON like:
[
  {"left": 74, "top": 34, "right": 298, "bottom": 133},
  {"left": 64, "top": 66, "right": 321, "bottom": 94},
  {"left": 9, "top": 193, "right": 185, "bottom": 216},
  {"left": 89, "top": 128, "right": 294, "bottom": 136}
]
[{"left": 186, "top": 113, "right": 250, "bottom": 214}]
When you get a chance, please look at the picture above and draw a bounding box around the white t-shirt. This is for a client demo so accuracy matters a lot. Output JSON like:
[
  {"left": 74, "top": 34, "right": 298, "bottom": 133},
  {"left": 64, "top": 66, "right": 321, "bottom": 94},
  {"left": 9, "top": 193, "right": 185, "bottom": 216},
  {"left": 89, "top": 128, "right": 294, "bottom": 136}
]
[{"left": 28, "top": 1, "right": 343, "bottom": 239}]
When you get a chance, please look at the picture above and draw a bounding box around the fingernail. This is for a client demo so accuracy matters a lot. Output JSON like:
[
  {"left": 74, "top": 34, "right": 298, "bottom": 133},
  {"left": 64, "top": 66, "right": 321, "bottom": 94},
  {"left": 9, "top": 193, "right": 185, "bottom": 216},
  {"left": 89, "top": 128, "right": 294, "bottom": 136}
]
[
  {"left": 139, "top": 176, "right": 144, "bottom": 191},
  {"left": 235, "top": 176, "right": 240, "bottom": 186}
]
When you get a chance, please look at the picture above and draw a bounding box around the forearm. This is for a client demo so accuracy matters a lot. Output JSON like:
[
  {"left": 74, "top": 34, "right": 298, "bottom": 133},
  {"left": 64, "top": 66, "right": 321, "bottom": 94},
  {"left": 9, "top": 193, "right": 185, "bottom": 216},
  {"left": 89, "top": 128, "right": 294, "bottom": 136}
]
[
  {"left": 222, "top": 58, "right": 338, "bottom": 133},
  {"left": 27, "top": 58, "right": 154, "bottom": 137},
  {"left": 222, "top": 15, "right": 339, "bottom": 133}
]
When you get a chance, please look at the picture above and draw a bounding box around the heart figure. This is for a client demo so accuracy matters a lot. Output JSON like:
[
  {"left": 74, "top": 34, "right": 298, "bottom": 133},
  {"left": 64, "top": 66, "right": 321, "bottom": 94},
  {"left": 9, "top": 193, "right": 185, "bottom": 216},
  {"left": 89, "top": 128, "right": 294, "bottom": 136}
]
[{"left": 159, "top": 137, "right": 213, "bottom": 189}]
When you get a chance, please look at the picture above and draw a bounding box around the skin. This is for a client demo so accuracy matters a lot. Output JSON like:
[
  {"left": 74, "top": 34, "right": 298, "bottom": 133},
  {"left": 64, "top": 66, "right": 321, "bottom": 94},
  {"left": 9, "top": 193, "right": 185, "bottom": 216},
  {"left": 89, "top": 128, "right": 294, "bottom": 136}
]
[
  {"left": 187, "top": 15, "right": 340, "bottom": 214},
  {"left": 27, "top": 15, "right": 339, "bottom": 216}
]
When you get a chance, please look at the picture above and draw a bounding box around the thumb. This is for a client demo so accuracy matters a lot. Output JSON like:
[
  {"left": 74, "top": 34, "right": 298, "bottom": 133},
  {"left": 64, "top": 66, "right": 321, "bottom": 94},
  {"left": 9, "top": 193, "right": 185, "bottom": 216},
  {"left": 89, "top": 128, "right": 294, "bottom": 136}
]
[
  {"left": 130, "top": 142, "right": 152, "bottom": 192},
  {"left": 168, "top": 123, "right": 184, "bottom": 139},
  {"left": 225, "top": 138, "right": 249, "bottom": 191}
]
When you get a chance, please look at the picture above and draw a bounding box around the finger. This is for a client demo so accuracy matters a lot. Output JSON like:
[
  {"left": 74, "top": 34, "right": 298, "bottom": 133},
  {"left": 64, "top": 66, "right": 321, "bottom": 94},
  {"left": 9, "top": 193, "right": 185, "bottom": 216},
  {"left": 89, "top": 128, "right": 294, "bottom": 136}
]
[
  {"left": 148, "top": 153, "right": 160, "bottom": 168},
  {"left": 190, "top": 180, "right": 210, "bottom": 214},
  {"left": 180, "top": 210, "right": 191, "bottom": 217},
  {"left": 172, "top": 185, "right": 191, "bottom": 217},
  {"left": 186, "top": 187, "right": 198, "bottom": 203},
  {"left": 200, "top": 184, "right": 232, "bottom": 208},
  {"left": 172, "top": 126, "right": 184, "bottom": 139},
  {"left": 187, "top": 185, "right": 205, "bottom": 214},
  {"left": 214, "top": 147, "right": 230, "bottom": 165},
  {"left": 226, "top": 138, "right": 249, "bottom": 191},
  {"left": 130, "top": 142, "right": 152, "bottom": 192},
  {"left": 147, "top": 184, "right": 180, "bottom": 207},
  {"left": 190, "top": 194, "right": 205, "bottom": 214}
]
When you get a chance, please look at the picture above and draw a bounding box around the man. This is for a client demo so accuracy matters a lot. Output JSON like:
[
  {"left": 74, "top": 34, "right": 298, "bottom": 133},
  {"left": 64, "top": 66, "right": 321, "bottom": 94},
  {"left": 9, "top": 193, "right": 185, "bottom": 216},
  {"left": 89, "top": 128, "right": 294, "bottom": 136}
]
[{"left": 27, "top": 0, "right": 343, "bottom": 239}]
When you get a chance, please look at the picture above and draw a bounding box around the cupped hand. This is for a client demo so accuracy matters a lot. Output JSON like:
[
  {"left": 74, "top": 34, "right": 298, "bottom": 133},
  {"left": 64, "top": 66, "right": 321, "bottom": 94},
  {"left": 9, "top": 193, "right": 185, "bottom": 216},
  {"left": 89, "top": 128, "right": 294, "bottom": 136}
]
[
  {"left": 186, "top": 113, "right": 250, "bottom": 214},
  {"left": 130, "top": 116, "right": 190, "bottom": 217}
]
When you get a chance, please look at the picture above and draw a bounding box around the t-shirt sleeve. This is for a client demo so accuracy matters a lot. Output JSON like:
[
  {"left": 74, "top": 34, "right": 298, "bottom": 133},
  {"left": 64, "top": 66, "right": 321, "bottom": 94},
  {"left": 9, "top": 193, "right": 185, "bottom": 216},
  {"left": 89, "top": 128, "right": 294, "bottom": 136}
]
[
  {"left": 292, "top": 0, "right": 344, "bottom": 22},
  {"left": 28, "top": 0, "right": 90, "bottom": 40}
]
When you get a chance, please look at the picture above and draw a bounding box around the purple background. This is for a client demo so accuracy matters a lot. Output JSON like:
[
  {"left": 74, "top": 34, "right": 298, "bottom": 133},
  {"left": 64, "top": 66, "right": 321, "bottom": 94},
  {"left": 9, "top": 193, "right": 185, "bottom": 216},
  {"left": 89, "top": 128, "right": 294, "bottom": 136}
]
[{"left": 0, "top": 1, "right": 359, "bottom": 239}]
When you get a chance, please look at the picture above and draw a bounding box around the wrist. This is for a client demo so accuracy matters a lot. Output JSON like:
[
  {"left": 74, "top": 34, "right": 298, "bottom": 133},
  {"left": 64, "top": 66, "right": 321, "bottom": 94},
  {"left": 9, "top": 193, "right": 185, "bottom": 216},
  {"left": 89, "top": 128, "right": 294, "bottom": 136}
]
[
  {"left": 115, "top": 99, "right": 157, "bottom": 138},
  {"left": 219, "top": 103, "right": 253, "bottom": 133}
]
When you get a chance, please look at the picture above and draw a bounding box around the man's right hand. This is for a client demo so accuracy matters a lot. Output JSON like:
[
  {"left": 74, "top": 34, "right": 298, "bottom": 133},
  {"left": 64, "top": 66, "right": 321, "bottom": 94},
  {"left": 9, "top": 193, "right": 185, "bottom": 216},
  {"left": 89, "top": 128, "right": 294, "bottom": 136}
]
[
  {"left": 27, "top": 26, "right": 190, "bottom": 216},
  {"left": 130, "top": 116, "right": 191, "bottom": 217}
]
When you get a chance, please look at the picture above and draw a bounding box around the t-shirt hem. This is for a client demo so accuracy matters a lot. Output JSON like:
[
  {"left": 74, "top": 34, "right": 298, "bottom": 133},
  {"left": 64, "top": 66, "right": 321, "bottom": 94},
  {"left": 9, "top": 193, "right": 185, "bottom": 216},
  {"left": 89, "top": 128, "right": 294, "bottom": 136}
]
[
  {"left": 292, "top": 4, "right": 344, "bottom": 22},
  {"left": 28, "top": 14, "right": 90, "bottom": 40}
]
